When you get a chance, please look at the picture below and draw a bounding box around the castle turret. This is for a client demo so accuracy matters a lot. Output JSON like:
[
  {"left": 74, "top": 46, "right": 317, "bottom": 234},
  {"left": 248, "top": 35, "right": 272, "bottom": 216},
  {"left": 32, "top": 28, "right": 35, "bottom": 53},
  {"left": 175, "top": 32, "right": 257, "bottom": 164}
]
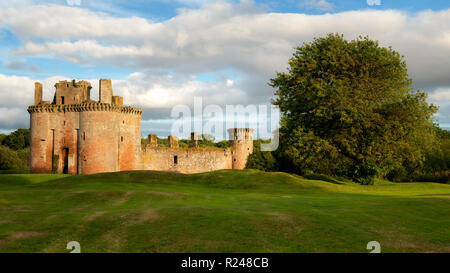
[
  {"left": 99, "top": 79, "right": 113, "bottom": 104},
  {"left": 34, "top": 82, "right": 42, "bottom": 105},
  {"left": 54, "top": 80, "right": 91, "bottom": 104},
  {"left": 189, "top": 132, "right": 199, "bottom": 148},
  {"left": 228, "top": 128, "right": 254, "bottom": 169},
  {"left": 168, "top": 135, "right": 178, "bottom": 148},
  {"left": 148, "top": 134, "right": 158, "bottom": 147}
]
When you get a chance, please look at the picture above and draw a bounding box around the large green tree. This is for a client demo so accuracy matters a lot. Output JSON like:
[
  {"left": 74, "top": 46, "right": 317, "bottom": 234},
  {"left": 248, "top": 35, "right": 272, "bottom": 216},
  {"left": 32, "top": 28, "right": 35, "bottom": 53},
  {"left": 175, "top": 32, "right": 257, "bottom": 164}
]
[{"left": 271, "top": 34, "right": 438, "bottom": 184}]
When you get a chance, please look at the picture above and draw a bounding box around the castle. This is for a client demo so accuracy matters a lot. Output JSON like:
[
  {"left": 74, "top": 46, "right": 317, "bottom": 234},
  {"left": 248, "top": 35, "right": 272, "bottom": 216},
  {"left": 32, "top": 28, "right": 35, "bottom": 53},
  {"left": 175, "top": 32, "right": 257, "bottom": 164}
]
[{"left": 28, "top": 79, "right": 254, "bottom": 175}]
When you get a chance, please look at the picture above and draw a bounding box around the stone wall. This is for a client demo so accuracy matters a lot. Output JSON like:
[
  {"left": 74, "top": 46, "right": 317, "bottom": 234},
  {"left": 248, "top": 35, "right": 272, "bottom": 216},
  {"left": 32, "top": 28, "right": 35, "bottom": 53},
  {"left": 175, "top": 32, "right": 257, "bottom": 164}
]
[
  {"left": 29, "top": 111, "right": 53, "bottom": 173},
  {"left": 78, "top": 109, "right": 120, "bottom": 174},
  {"left": 118, "top": 111, "right": 142, "bottom": 171},
  {"left": 142, "top": 146, "right": 233, "bottom": 174}
]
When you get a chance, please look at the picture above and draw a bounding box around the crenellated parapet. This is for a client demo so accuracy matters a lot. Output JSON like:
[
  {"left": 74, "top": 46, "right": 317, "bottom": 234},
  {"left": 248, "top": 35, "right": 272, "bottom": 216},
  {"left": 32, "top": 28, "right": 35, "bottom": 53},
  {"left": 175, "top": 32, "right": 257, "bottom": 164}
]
[
  {"left": 121, "top": 105, "right": 142, "bottom": 115},
  {"left": 28, "top": 101, "right": 142, "bottom": 115}
]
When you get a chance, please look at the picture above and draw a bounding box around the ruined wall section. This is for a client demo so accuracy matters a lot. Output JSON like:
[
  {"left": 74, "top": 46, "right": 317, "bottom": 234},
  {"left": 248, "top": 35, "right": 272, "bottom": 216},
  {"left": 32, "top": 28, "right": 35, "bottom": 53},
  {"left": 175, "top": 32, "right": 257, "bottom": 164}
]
[
  {"left": 54, "top": 80, "right": 92, "bottom": 105},
  {"left": 34, "top": 82, "right": 42, "bottom": 105},
  {"left": 99, "top": 79, "right": 113, "bottom": 104},
  {"left": 142, "top": 147, "right": 232, "bottom": 174}
]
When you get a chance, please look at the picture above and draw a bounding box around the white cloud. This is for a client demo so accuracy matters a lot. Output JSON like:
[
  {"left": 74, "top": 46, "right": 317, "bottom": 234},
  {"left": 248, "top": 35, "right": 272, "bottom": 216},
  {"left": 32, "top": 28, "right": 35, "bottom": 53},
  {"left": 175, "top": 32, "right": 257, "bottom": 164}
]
[
  {"left": 3, "top": 3, "right": 450, "bottom": 86},
  {"left": 429, "top": 88, "right": 450, "bottom": 103},
  {"left": 0, "top": 107, "right": 28, "bottom": 129},
  {"left": 0, "top": 71, "right": 254, "bottom": 131},
  {"left": 113, "top": 71, "right": 249, "bottom": 110},
  {"left": 0, "top": 74, "right": 37, "bottom": 108},
  {"left": 0, "top": 1, "right": 449, "bottom": 129}
]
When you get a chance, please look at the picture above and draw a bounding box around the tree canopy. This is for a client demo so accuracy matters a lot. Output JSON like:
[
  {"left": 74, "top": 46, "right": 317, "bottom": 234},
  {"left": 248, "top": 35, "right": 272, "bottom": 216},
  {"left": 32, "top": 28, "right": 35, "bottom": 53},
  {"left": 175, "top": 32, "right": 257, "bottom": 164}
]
[
  {"left": 270, "top": 34, "right": 438, "bottom": 184},
  {"left": 0, "top": 128, "right": 30, "bottom": 170},
  {"left": 2, "top": 128, "right": 30, "bottom": 150}
]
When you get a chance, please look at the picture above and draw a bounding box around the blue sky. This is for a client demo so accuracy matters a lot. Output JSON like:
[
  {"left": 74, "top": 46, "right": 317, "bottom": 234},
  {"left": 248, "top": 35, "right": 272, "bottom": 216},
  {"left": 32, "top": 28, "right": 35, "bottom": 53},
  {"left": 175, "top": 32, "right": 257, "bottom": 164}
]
[
  {"left": 2, "top": 0, "right": 450, "bottom": 80},
  {"left": 67, "top": 0, "right": 450, "bottom": 19},
  {"left": 0, "top": 0, "right": 449, "bottom": 137}
]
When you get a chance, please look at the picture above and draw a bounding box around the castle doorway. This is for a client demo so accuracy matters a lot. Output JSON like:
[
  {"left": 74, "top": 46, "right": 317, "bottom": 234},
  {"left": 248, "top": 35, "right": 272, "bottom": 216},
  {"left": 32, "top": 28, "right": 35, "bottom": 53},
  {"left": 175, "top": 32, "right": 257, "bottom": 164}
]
[{"left": 62, "top": 148, "right": 69, "bottom": 174}]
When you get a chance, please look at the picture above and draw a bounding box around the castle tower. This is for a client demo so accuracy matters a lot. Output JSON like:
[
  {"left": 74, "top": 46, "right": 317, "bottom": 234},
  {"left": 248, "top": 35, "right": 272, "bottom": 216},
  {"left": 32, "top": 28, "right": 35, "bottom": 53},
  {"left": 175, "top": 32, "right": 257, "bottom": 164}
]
[
  {"left": 29, "top": 103, "right": 53, "bottom": 173},
  {"left": 28, "top": 79, "right": 142, "bottom": 175},
  {"left": 228, "top": 128, "right": 254, "bottom": 169}
]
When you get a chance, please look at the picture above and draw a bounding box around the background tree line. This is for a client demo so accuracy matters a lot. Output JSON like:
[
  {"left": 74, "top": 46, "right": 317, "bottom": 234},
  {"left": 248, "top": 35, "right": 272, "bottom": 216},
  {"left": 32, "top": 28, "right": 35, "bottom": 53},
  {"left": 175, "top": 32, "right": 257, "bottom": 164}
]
[
  {"left": 141, "top": 134, "right": 230, "bottom": 148},
  {"left": 0, "top": 128, "right": 30, "bottom": 171},
  {"left": 246, "top": 34, "right": 449, "bottom": 184}
]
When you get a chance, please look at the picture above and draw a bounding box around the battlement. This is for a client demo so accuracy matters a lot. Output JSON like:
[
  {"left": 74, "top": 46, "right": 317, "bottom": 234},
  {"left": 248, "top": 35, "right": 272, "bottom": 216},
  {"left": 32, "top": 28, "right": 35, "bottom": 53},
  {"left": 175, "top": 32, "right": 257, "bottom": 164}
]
[
  {"left": 27, "top": 101, "right": 142, "bottom": 115},
  {"left": 34, "top": 78, "right": 126, "bottom": 107},
  {"left": 54, "top": 79, "right": 91, "bottom": 89},
  {"left": 228, "top": 128, "right": 254, "bottom": 141}
]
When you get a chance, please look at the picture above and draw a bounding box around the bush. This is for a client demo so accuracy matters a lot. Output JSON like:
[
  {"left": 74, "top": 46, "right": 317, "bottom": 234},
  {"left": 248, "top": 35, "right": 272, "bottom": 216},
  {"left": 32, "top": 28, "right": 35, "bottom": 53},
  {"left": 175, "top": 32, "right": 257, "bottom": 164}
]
[
  {"left": 276, "top": 127, "right": 347, "bottom": 176},
  {"left": 215, "top": 140, "right": 230, "bottom": 148},
  {"left": 0, "top": 145, "right": 28, "bottom": 170},
  {"left": 350, "top": 160, "right": 379, "bottom": 185},
  {"left": 412, "top": 173, "right": 449, "bottom": 184},
  {"left": 17, "top": 148, "right": 30, "bottom": 165},
  {"left": 245, "top": 140, "right": 277, "bottom": 172},
  {"left": 2, "top": 128, "right": 30, "bottom": 150}
]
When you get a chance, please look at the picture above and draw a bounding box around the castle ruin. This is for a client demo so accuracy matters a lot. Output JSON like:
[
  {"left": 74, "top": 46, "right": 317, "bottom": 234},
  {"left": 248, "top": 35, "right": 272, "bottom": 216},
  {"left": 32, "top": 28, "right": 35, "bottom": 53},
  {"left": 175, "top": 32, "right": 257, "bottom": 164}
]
[{"left": 28, "top": 79, "right": 254, "bottom": 175}]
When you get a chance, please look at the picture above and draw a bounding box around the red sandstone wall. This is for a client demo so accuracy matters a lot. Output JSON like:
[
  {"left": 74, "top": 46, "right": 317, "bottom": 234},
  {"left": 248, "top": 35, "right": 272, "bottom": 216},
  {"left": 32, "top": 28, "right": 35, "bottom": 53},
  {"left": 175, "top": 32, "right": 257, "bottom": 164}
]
[
  {"left": 229, "top": 129, "right": 254, "bottom": 170},
  {"left": 51, "top": 111, "right": 79, "bottom": 174},
  {"left": 231, "top": 140, "right": 253, "bottom": 169},
  {"left": 141, "top": 147, "right": 233, "bottom": 174},
  {"left": 78, "top": 111, "right": 120, "bottom": 174},
  {"left": 30, "top": 110, "right": 80, "bottom": 174},
  {"left": 30, "top": 112, "right": 53, "bottom": 173},
  {"left": 119, "top": 113, "right": 142, "bottom": 171}
]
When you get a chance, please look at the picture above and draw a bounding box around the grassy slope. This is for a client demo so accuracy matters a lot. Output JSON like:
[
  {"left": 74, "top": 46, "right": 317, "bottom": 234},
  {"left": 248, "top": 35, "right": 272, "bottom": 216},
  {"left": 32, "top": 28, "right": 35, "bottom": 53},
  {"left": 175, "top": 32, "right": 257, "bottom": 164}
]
[{"left": 0, "top": 170, "right": 449, "bottom": 253}]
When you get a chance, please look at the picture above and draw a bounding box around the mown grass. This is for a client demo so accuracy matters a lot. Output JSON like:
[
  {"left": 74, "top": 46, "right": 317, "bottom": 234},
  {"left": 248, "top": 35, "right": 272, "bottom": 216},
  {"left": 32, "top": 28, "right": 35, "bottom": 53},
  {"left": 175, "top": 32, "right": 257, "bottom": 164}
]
[{"left": 0, "top": 169, "right": 449, "bottom": 253}]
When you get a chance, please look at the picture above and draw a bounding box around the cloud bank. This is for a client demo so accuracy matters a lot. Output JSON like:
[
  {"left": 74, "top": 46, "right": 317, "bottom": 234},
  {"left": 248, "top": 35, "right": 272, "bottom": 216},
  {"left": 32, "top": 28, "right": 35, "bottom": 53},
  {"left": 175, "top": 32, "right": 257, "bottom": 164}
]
[{"left": 0, "top": 1, "right": 449, "bottom": 133}]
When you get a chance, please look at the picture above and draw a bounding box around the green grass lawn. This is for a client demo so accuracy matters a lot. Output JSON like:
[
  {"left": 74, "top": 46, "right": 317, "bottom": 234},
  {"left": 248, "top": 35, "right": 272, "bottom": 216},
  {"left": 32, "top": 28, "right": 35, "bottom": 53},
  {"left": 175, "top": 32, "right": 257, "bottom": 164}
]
[{"left": 0, "top": 169, "right": 449, "bottom": 253}]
